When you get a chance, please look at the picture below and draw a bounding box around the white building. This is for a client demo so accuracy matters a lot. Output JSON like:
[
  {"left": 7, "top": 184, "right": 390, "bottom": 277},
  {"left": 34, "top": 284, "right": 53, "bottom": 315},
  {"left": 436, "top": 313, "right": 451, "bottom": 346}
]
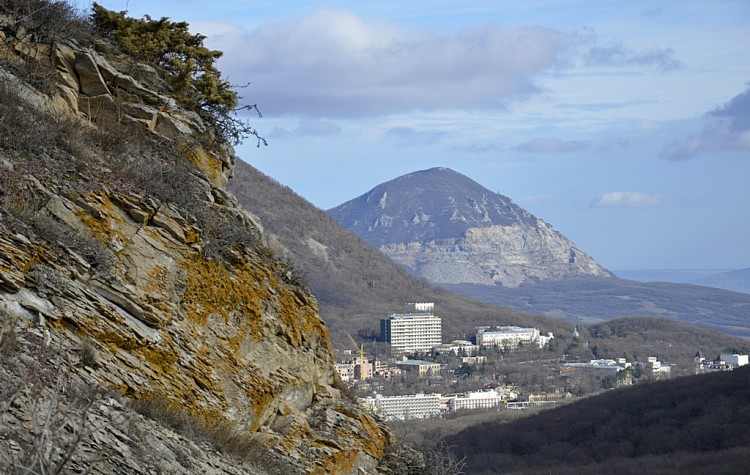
[
  {"left": 721, "top": 354, "right": 749, "bottom": 367},
  {"left": 462, "top": 355, "right": 486, "bottom": 365},
  {"left": 433, "top": 339, "right": 479, "bottom": 356},
  {"left": 475, "top": 326, "right": 553, "bottom": 349},
  {"left": 335, "top": 363, "right": 355, "bottom": 382},
  {"left": 560, "top": 362, "right": 626, "bottom": 379},
  {"left": 646, "top": 356, "right": 671, "bottom": 376},
  {"left": 381, "top": 303, "right": 442, "bottom": 354},
  {"left": 447, "top": 389, "right": 507, "bottom": 412},
  {"left": 696, "top": 353, "right": 748, "bottom": 373},
  {"left": 361, "top": 393, "right": 441, "bottom": 420}
]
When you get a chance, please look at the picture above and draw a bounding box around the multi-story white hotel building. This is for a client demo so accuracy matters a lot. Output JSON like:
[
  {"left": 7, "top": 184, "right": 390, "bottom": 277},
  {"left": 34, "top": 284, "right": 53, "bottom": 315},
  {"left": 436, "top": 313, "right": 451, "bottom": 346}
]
[
  {"left": 361, "top": 393, "right": 441, "bottom": 420},
  {"left": 381, "top": 303, "right": 442, "bottom": 354}
]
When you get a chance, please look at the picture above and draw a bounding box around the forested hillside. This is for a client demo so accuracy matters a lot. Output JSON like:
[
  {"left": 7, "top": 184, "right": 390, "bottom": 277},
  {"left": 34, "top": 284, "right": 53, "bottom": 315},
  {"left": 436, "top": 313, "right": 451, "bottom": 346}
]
[
  {"left": 445, "top": 276, "right": 750, "bottom": 338},
  {"left": 445, "top": 366, "right": 750, "bottom": 474}
]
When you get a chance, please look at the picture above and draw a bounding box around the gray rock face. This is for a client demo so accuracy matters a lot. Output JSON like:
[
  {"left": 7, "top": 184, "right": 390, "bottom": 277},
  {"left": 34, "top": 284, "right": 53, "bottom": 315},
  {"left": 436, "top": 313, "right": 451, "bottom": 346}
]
[
  {"left": 0, "top": 14, "right": 391, "bottom": 474},
  {"left": 329, "top": 167, "right": 612, "bottom": 287}
]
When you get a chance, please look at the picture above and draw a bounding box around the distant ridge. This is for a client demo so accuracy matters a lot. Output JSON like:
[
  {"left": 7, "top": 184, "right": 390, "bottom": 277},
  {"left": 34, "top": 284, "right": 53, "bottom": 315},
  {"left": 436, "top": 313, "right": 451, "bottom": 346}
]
[
  {"left": 328, "top": 167, "right": 612, "bottom": 287},
  {"left": 692, "top": 267, "right": 750, "bottom": 294}
]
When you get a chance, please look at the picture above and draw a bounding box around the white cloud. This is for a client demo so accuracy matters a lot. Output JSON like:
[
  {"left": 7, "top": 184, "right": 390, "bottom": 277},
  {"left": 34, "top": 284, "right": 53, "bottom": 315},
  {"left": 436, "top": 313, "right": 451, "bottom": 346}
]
[
  {"left": 592, "top": 192, "right": 661, "bottom": 208},
  {"left": 662, "top": 84, "right": 750, "bottom": 161},
  {"left": 203, "top": 9, "right": 681, "bottom": 118},
  {"left": 450, "top": 142, "right": 504, "bottom": 154},
  {"left": 270, "top": 120, "right": 342, "bottom": 139},
  {"left": 583, "top": 42, "right": 683, "bottom": 71},
  {"left": 513, "top": 137, "right": 588, "bottom": 153},
  {"left": 384, "top": 126, "right": 446, "bottom": 147}
]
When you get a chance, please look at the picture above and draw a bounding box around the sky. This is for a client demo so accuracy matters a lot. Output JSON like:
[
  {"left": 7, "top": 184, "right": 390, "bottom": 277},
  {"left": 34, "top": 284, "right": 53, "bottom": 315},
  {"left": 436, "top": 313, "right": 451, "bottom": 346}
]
[{"left": 93, "top": 1, "right": 750, "bottom": 272}]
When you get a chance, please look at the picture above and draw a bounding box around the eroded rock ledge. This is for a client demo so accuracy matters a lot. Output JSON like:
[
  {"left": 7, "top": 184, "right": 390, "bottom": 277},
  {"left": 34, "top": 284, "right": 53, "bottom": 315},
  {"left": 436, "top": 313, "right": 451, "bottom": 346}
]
[{"left": 0, "top": 10, "right": 392, "bottom": 474}]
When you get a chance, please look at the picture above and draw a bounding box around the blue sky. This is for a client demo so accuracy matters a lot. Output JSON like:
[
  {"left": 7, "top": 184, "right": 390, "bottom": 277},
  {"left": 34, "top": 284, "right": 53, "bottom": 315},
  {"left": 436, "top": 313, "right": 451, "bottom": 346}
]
[{"left": 95, "top": 1, "right": 750, "bottom": 272}]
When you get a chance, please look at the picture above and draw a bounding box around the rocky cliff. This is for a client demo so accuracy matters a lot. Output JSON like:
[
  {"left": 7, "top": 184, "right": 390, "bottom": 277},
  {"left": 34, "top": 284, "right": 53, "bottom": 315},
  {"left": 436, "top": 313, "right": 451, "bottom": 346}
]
[
  {"left": 0, "top": 4, "right": 392, "bottom": 473},
  {"left": 329, "top": 167, "right": 613, "bottom": 288}
]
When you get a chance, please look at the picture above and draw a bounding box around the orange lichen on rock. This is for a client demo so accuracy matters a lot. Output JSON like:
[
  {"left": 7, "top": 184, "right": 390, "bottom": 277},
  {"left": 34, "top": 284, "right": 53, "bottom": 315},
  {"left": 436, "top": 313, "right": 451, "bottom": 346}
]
[
  {"left": 178, "top": 142, "right": 224, "bottom": 188},
  {"left": 357, "top": 413, "right": 389, "bottom": 458},
  {"left": 144, "top": 265, "right": 170, "bottom": 296},
  {"left": 0, "top": 237, "right": 51, "bottom": 286},
  {"left": 74, "top": 191, "right": 125, "bottom": 244},
  {"left": 181, "top": 256, "right": 265, "bottom": 330},
  {"left": 244, "top": 364, "right": 278, "bottom": 409}
]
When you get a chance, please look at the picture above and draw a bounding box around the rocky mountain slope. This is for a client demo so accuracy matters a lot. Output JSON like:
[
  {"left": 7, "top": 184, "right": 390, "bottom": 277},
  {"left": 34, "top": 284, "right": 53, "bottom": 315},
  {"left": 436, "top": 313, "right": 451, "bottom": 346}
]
[
  {"left": 0, "top": 4, "right": 395, "bottom": 473},
  {"left": 328, "top": 167, "right": 613, "bottom": 287}
]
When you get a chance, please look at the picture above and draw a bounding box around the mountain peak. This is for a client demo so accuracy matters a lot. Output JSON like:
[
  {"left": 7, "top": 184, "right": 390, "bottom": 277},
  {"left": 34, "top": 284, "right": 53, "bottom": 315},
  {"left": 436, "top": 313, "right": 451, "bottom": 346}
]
[
  {"left": 329, "top": 168, "right": 612, "bottom": 287},
  {"left": 329, "top": 167, "right": 535, "bottom": 247}
]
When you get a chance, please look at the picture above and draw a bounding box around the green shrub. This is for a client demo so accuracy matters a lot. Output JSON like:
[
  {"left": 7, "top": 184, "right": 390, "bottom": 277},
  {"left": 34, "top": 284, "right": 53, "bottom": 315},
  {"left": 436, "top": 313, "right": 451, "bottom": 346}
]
[{"left": 91, "top": 3, "right": 265, "bottom": 147}]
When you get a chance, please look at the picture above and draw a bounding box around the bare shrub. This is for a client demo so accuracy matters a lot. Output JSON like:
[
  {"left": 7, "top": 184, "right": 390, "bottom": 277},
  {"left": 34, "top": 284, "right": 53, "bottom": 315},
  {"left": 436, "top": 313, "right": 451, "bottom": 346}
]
[
  {"left": 0, "top": 315, "right": 19, "bottom": 362},
  {"left": 0, "top": 331, "right": 106, "bottom": 475},
  {"left": 78, "top": 337, "right": 99, "bottom": 369},
  {"left": 29, "top": 214, "right": 116, "bottom": 276},
  {"left": 0, "top": 0, "right": 94, "bottom": 43},
  {"left": 128, "top": 392, "right": 282, "bottom": 468},
  {"left": 421, "top": 441, "right": 466, "bottom": 475},
  {"left": 378, "top": 438, "right": 429, "bottom": 475},
  {"left": 4, "top": 379, "right": 102, "bottom": 475}
]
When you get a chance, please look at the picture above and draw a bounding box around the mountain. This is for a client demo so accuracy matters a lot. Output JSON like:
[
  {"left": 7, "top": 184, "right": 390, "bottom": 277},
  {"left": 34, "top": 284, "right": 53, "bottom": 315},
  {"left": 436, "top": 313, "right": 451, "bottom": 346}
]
[
  {"left": 229, "top": 160, "right": 559, "bottom": 349},
  {"left": 228, "top": 163, "right": 750, "bottom": 366},
  {"left": 323, "top": 168, "right": 750, "bottom": 339},
  {"left": 0, "top": 4, "right": 395, "bottom": 473},
  {"left": 328, "top": 167, "right": 613, "bottom": 287},
  {"left": 445, "top": 366, "right": 750, "bottom": 474},
  {"left": 692, "top": 267, "right": 750, "bottom": 294}
]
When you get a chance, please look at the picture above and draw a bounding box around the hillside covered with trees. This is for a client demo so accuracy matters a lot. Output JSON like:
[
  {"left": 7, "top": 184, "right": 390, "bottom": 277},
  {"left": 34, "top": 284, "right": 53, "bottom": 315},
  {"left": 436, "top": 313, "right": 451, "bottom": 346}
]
[{"left": 445, "top": 366, "right": 750, "bottom": 474}]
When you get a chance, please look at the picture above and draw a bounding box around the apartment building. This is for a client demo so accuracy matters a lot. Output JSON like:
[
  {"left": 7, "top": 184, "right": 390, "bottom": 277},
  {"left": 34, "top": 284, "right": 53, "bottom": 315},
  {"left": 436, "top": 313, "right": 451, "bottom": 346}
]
[
  {"left": 335, "top": 356, "right": 374, "bottom": 382},
  {"left": 381, "top": 302, "right": 442, "bottom": 354},
  {"left": 645, "top": 356, "right": 671, "bottom": 376}
]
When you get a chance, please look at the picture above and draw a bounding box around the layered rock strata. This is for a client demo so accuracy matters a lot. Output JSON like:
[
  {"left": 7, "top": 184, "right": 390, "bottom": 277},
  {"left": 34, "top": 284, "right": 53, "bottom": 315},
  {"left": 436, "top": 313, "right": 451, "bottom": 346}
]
[{"left": 0, "top": 11, "right": 390, "bottom": 474}]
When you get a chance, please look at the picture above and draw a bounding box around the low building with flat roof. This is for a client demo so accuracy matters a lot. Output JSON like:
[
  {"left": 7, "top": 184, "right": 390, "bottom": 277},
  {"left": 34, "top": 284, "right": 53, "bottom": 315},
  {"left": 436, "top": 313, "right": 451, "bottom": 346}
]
[
  {"left": 475, "top": 325, "right": 553, "bottom": 349},
  {"left": 395, "top": 358, "right": 441, "bottom": 377},
  {"left": 361, "top": 393, "right": 441, "bottom": 420}
]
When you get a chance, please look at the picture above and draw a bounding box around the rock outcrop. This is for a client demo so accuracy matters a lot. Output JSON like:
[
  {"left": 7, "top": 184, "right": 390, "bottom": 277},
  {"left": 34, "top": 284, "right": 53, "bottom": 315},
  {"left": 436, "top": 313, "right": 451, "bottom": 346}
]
[
  {"left": 0, "top": 6, "right": 391, "bottom": 474},
  {"left": 329, "top": 167, "right": 613, "bottom": 288}
]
